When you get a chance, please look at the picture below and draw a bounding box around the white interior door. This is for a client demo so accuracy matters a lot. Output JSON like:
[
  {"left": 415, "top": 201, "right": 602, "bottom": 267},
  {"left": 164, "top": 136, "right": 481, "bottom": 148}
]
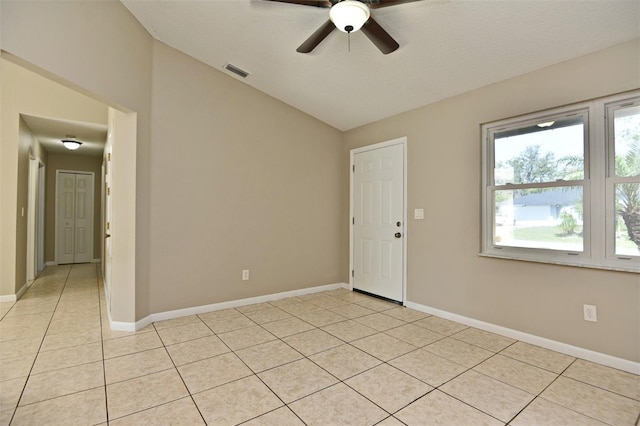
[
  {"left": 56, "top": 171, "right": 94, "bottom": 264},
  {"left": 352, "top": 142, "right": 405, "bottom": 302}
]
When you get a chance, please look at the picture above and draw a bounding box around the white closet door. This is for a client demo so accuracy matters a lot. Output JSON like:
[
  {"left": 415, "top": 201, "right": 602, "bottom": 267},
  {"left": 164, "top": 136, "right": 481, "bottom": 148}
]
[{"left": 56, "top": 172, "right": 94, "bottom": 264}]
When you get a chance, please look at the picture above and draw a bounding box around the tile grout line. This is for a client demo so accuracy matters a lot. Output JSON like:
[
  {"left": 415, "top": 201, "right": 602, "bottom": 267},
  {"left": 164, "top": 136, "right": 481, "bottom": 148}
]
[{"left": 7, "top": 265, "right": 73, "bottom": 425}]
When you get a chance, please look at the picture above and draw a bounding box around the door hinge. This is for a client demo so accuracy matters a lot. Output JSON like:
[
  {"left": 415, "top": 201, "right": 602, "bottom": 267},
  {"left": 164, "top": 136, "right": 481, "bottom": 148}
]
[
  {"left": 108, "top": 153, "right": 111, "bottom": 161},
  {"left": 107, "top": 187, "right": 111, "bottom": 196},
  {"left": 352, "top": 164, "right": 355, "bottom": 172},
  {"left": 352, "top": 217, "right": 355, "bottom": 225},
  {"left": 106, "top": 222, "right": 110, "bottom": 231},
  {"left": 351, "top": 270, "right": 354, "bottom": 278}
]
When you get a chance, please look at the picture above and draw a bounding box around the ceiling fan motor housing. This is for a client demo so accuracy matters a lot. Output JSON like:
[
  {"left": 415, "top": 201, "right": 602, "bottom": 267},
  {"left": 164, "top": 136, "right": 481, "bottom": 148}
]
[{"left": 330, "top": 0, "right": 371, "bottom": 33}]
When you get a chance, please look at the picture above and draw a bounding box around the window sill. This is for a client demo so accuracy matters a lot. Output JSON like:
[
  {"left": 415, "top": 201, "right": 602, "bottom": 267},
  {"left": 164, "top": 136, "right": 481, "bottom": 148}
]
[{"left": 478, "top": 252, "right": 639, "bottom": 274}]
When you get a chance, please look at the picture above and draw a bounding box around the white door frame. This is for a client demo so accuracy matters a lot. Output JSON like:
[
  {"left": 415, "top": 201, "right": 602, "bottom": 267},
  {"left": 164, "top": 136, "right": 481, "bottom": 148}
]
[
  {"left": 54, "top": 169, "right": 95, "bottom": 264},
  {"left": 27, "top": 156, "right": 46, "bottom": 282},
  {"left": 349, "top": 137, "right": 408, "bottom": 304}
]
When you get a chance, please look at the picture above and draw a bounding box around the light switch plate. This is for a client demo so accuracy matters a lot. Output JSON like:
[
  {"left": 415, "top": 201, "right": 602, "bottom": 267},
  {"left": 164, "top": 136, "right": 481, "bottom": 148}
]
[{"left": 414, "top": 208, "right": 424, "bottom": 220}]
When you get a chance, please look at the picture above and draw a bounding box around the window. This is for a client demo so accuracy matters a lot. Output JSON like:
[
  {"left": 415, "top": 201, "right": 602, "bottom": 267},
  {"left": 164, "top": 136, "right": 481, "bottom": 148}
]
[{"left": 482, "top": 92, "right": 639, "bottom": 272}]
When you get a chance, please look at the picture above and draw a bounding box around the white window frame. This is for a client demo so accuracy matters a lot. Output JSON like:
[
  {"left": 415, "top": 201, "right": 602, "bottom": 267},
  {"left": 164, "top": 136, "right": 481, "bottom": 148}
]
[{"left": 481, "top": 91, "right": 639, "bottom": 273}]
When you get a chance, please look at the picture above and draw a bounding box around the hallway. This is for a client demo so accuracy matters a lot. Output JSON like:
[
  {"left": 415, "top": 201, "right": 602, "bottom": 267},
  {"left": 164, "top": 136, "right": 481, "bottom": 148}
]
[{"left": 0, "top": 264, "right": 638, "bottom": 425}]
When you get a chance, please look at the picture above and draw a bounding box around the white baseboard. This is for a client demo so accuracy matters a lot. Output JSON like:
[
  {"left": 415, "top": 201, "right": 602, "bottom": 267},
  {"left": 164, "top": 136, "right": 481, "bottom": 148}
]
[
  {"left": 0, "top": 282, "right": 29, "bottom": 303},
  {"left": 107, "top": 282, "right": 349, "bottom": 333},
  {"left": 91, "top": 259, "right": 101, "bottom": 264},
  {"left": 45, "top": 261, "right": 57, "bottom": 266},
  {"left": 405, "top": 301, "right": 640, "bottom": 375}
]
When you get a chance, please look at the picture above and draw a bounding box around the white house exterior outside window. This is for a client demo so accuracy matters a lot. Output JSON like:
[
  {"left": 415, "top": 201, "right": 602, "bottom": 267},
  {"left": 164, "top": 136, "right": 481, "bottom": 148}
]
[{"left": 481, "top": 91, "right": 640, "bottom": 272}]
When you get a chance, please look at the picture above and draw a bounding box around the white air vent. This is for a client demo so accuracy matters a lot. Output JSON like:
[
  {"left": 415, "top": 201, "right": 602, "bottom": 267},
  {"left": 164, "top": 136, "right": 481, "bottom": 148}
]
[{"left": 224, "top": 63, "right": 250, "bottom": 79}]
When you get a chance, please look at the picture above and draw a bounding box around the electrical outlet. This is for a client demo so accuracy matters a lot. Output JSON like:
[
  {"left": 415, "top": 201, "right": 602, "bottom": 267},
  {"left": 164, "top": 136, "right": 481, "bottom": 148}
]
[
  {"left": 583, "top": 304, "right": 597, "bottom": 322},
  {"left": 242, "top": 270, "right": 250, "bottom": 281}
]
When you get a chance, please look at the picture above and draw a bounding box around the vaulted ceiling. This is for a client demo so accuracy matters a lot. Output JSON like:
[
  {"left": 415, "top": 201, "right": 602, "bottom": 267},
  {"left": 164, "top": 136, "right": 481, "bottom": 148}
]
[{"left": 122, "top": 0, "right": 639, "bottom": 131}]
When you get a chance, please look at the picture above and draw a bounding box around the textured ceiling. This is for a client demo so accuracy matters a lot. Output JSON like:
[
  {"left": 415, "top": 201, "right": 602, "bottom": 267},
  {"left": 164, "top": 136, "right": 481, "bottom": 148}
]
[{"left": 122, "top": 0, "right": 640, "bottom": 131}]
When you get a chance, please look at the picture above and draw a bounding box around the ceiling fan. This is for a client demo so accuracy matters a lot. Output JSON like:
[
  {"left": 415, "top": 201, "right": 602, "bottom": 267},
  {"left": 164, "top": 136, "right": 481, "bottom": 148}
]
[{"left": 264, "top": 0, "right": 422, "bottom": 54}]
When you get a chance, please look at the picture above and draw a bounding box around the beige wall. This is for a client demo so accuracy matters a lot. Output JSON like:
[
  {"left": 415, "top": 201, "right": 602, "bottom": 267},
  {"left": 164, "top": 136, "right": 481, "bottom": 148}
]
[
  {"left": 0, "top": 58, "right": 107, "bottom": 295},
  {"left": 45, "top": 154, "right": 103, "bottom": 263},
  {"left": 343, "top": 39, "right": 640, "bottom": 363},
  {"left": 148, "top": 42, "right": 343, "bottom": 313}
]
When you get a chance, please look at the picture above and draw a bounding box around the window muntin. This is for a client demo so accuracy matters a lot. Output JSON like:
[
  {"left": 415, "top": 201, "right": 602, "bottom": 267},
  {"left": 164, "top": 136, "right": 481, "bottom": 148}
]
[{"left": 482, "top": 92, "right": 640, "bottom": 272}]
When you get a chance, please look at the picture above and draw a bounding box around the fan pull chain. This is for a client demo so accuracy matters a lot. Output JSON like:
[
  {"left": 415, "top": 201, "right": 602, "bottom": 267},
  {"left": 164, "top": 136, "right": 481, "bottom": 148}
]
[{"left": 348, "top": 31, "right": 351, "bottom": 52}]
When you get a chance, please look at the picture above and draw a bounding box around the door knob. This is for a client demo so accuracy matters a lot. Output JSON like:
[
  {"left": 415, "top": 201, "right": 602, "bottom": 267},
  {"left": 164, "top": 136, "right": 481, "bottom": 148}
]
[
  {"left": 104, "top": 234, "right": 111, "bottom": 239},
  {"left": 394, "top": 232, "right": 402, "bottom": 238}
]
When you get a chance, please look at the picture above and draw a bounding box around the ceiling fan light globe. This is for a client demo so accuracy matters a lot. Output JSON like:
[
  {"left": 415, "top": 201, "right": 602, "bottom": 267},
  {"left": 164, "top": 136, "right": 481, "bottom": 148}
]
[{"left": 330, "top": 0, "right": 370, "bottom": 33}]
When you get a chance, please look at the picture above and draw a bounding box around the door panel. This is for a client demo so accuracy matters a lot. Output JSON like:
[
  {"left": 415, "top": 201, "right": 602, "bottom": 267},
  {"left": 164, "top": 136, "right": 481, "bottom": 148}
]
[
  {"left": 56, "top": 172, "right": 93, "bottom": 264},
  {"left": 353, "top": 143, "right": 404, "bottom": 302}
]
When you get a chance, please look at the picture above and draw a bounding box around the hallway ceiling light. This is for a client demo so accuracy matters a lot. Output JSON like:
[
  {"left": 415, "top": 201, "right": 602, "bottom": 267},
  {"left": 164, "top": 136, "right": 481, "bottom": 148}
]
[{"left": 62, "top": 138, "right": 82, "bottom": 151}]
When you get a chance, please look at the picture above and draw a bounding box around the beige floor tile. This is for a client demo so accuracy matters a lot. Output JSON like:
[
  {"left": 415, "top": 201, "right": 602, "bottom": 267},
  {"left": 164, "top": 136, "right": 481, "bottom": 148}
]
[
  {"left": 440, "top": 370, "right": 535, "bottom": 422},
  {"left": 353, "top": 312, "right": 406, "bottom": 332},
  {"left": 31, "top": 341, "right": 102, "bottom": 374},
  {"left": 0, "top": 354, "right": 36, "bottom": 382},
  {"left": 355, "top": 298, "right": 399, "bottom": 312},
  {"left": 327, "top": 303, "right": 376, "bottom": 319},
  {"left": 289, "top": 382, "right": 388, "bottom": 425},
  {"left": 156, "top": 321, "right": 213, "bottom": 345},
  {"left": 197, "top": 307, "right": 241, "bottom": 322},
  {"left": 0, "top": 337, "right": 42, "bottom": 360},
  {"left": 268, "top": 296, "right": 303, "bottom": 307},
  {"left": 282, "top": 329, "right": 343, "bottom": 356},
  {"left": 243, "top": 406, "right": 304, "bottom": 425},
  {"left": 276, "top": 301, "right": 322, "bottom": 316},
  {"left": 193, "top": 375, "right": 282, "bottom": 425},
  {"left": 0, "top": 323, "right": 48, "bottom": 343},
  {"left": 217, "top": 325, "right": 277, "bottom": 350},
  {"left": 346, "top": 364, "right": 432, "bottom": 413},
  {"left": 321, "top": 319, "right": 378, "bottom": 342},
  {"left": 474, "top": 354, "right": 558, "bottom": 394},
  {"left": 105, "top": 347, "right": 174, "bottom": 384},
  {"left": 563, "top": 359, "right": 640, "bottom": 400},
  {"left": 307, "top": 296, "right": 349, "bottom": 310},
  {"left": 351, "top": 333, "right": 416, "bottom": 361},
  {"left": 258, "top": 358, "right": 338, "bottom": 403},
  {"left": 424, "top": 337, "right": 494, "bottom": 368},
  {"left": 382, "top": 307, "right": 429, "bottom": 322},
  {"left": 4, "top": 302, "right": 56, "bottom": 318},
  {"left": 297, "top": 292, "right": 329, "bottom": 301},
  {"left": 20, "top": 361, "right": 104, "bottom": 406},
  {"left": 452, "top": 327, "right": 516, "bottom": 352},
  {"left": 109, "top": 397, "right": 205, "bottom": 426},
  {"left": 45, "top": 319, "right": 100, "bottom": 336},
  {"left": 153, "top": 315, "right": 201, "bottom": 330},
  {"left": 395, "top": 390, "right": 503, "bottom": 426},
  {"left": 0, "top": 376, "right": 27, "bottom": 412},
  {"left": 39, "top": 328, "right": 101, "bottom": 352},
  {"left": 309, "top": 344, "right": 382, "bottom": 380},
  {"left": 106, "top": 369, "right": 189, "bottom": 420},
  {"left": 500, "top": 341, "right": 575, "bottom": 373},
  {"left": 511, "top": 397, "right": 607, "bottom": 425},
  {"left": 384, "top": 323, "right": 445, "bottom": 348},
  {"left": 333, "top": 291, "right": 374, "bottom": 303},
  {"left": 178, "top": 352, "right": 252, "bottom": 394},
  {"left": 260, "top": 317, "right": 315, "bottom": 338},
  {"left": 389, "top": 348, "right": 467, "bottom": 387},
  {"left": 376, "top": 416, "right": 405, "bottom": 426},
  {"left": 165, "top": 335, "right": 230, "bottom": 366},
  {"left": 202, "top": 314, "right": 256, "bottom": 334},
  {"left": 102, "top": 331, "right": 163, "bottom": 359},
  {"left": 235, "top": 340, "right": 303, "bottom": 373},
  {"left": 294, "top": 308, "right": 346, "bottom": 327},
  {"left": 11, "top": 387, "right": 106, "bottom": 426},
  {"left": 540, "top": 376, "right": 640, "bottom": 425},
  {"left": 413, "top": 316, "right": 468, "bottom": 336},
  {"left": 244, "top": 307, "right": 293, "bottom": 324},
  {"left": 0, "top": 408, "right": 13, "bottom": 426}
]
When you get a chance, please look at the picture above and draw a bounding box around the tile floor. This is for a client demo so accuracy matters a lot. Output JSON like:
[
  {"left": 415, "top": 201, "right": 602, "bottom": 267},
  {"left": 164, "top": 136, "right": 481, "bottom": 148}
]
[{"left": 0, "top": 264, "right": 639, "bottom": 425}]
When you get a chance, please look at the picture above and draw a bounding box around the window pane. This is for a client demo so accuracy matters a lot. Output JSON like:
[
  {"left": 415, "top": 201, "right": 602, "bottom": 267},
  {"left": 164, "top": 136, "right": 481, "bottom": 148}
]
[
  {"left": 494, "top": 116, "right": 584, "bottom": 185},
  {"left": 615, "top": 182, "right": 640, "bottom": 256},
  {"left": 613, "top": 105, "right": 640, "bottom": 178},
  {"left": 494, "top": 186, "right": 583, "bottom": 251}
]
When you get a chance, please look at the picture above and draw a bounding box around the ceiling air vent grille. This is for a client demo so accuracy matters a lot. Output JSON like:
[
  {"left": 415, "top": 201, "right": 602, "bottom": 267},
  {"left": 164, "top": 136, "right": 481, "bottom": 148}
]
[{"left": 224, "top": 63, "right": 250, "bottom": 79}]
